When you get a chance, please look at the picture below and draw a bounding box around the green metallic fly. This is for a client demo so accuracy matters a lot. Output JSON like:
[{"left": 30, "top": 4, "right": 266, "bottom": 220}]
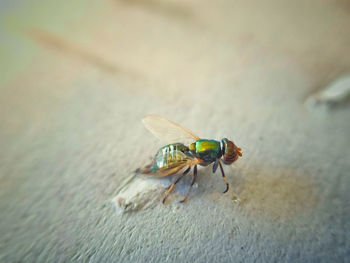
[{"left": 136, "top": 115, "right": 243, "bottom": 203}]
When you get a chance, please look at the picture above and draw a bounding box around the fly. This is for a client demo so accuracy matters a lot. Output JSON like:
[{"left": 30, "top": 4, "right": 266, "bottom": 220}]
[{"left": 136, "top": 115, "right": 242, "bottom": 204}]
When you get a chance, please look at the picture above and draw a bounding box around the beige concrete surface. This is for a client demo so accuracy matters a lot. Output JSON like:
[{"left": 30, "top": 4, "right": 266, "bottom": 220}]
[{"left": 1, "top": 0, "right": 350, "bottom": 262}]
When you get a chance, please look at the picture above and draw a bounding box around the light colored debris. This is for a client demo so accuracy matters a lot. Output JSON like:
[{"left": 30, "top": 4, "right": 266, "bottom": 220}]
[
  {"left": 111, "top": 175, "right": 170, "bottom": 214},
  {"left": 306, "top": 75, "right": 350, "bottom": 109},
  {"left": 111, "top": 172, "right": 241, "bottom": 214}
]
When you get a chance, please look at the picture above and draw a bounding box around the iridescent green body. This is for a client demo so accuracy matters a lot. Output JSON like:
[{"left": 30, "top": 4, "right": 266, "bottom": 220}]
[
  {"left": 143, "top": 139, "right": 223, "bottom": 176},
  {"left": 189, "top": 139, "right": 222, "bottom": 166}
]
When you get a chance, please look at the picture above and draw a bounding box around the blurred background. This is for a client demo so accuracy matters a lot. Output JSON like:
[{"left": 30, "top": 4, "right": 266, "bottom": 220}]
[{"left": 1, "top": 0, "right": 350, "bottom": 262}]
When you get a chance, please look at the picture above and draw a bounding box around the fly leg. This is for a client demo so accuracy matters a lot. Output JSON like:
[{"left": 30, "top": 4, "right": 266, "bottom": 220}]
[
  {"left": 218, "top": 161, "right": 229, "bottom": 193},
  {"left": 180, "top": 165, "right": 197, "bottom": 203},
  {"left": 218, "top": 161, "right": 240, "bottom": 202},
  {"left": 163, "top": 166, "right": 191, "bottom": 204}
]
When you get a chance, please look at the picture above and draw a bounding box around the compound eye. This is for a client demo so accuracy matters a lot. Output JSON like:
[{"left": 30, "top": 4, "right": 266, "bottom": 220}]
[{"left": 221, "top": 139, "right": 240, "bottom": 165}]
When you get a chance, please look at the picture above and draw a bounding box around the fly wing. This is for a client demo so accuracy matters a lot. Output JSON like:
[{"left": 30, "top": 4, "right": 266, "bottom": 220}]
[
  {"left": 153, "top": 157, "right": 202, "bottom": 178},
  {"left": 142, "top": 115, "right": 200, "bottom": 145},
  {"left": 155, "top": 162, "right": 189, "bottom": 178}
]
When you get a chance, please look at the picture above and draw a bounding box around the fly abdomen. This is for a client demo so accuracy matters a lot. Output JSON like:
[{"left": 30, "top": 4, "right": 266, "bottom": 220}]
[
  {"left": 155, "top": 143, "right": 190, "bottom": 169},
  {"left": 136, "top": 143, "right": 191, "bottom": 176}
]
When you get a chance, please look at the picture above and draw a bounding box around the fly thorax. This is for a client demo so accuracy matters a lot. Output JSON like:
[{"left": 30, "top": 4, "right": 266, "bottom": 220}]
[{"left": 194, "top": 139, "right": 222, "bottom": 164}]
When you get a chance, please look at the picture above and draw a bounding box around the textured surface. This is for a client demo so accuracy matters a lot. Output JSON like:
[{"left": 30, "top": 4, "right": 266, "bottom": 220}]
[{"left": 1, "top": 0, "right": 350, "bottom": 262}]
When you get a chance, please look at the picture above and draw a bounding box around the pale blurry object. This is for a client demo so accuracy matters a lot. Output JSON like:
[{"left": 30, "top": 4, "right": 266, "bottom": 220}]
[
  {"left": 111, "top": 175, "right": 168, "bottom": 214},
  {"left": 306, "top": 75, "right": 350, "bottom": 109}
]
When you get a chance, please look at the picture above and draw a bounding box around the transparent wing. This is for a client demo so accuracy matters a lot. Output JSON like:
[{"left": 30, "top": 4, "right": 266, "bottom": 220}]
[
  {"left": 142, "top": 115, "right": 200, "bottom": 145},
  {"left": 154, "top": 158, "right": 202, "bottom": 178},
  {"left": 155, "top": 162, "right": 189, "bottom": 178}
]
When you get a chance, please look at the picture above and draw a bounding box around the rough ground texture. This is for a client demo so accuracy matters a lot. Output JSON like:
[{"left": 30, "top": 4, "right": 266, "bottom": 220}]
[{"left": 1, "top": 0, "right": 350, "bottom": 262}]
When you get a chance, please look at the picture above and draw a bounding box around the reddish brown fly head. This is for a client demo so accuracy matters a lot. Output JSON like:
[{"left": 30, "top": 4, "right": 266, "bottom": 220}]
[{"left": 221, "top": 138, "right": 242, "bottom": 165}]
